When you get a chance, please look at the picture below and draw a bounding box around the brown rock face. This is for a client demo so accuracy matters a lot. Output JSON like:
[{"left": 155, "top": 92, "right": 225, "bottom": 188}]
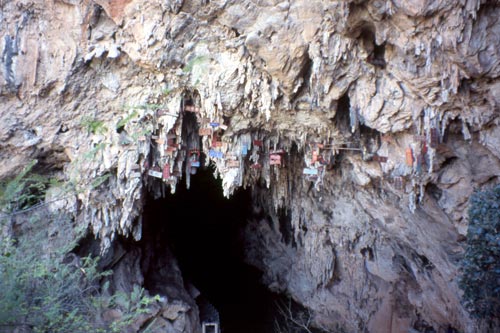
[{"left": 1, "top": 0, "right": 499, "bottom": 332}]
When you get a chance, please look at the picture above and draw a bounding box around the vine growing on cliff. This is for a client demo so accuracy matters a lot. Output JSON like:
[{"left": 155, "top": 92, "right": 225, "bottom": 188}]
[{"left": 459, "top": 184, "right": 500, "bottom": 323}]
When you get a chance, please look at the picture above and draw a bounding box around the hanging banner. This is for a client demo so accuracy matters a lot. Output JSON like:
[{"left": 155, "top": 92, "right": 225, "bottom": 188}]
[
  {"left": 250, "top": 163, "right": 262, "bottom": 169},
  {"left": 227, "top": 160, "right": 240, "bottom": 168},
  {"left": 405, "top": 148, "right": 414, "bottom": 167},
  {"left": 199, "top": 128, "right": 212, "bottom": 136},
  {"left": 241, "top": 144, "right": 248, "bottom": 156},
  {"left": 270, "top": 154, "right": 282, "bottom": 166},
  {"left": 148, "top": 169, "right": 163, "bottom": 178},
  {"left": 162, "top": 164, "right": 170, "bottom": 179},
  {"left": 303, "top": 168, "right": 318, "bottom": 175},
  {"left": 209, "top": 149, "right": 224, "bottom": 158},
  {"left": 212, "top": 141, "right": 223, "bottom": 148}
]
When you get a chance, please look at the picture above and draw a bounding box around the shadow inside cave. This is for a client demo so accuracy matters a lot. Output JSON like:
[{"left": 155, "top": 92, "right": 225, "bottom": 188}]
[{"left": 141, "top": 166, "right": 279, "bottom": 333}]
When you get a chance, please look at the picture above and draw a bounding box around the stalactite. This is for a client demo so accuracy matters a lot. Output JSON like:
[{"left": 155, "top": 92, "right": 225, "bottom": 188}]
[
  {"left": 409, "top": 189, "right": 417, "bottom": 213},
  {"left": 462, "top": 119, "right": 472, "bottom": 141},
  {"left": 350, "top": 106, "right": 359, "bottom": 133}
]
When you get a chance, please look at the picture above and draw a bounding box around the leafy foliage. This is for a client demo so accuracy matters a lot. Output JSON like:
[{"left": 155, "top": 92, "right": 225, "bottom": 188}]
[
  {"left": 0, "top": 234, "right": 105, "bottom": 333},
  {"left": 90, "top": 173, "right": 111, "bottom": 189},
  {"left": 107, "top": 285, "right": 161, "bottom": 332},
  {"left": 0, "top": 160, "right": 61, "bottom": 212},
  {"left": 116, "top": 110, "right": 139, "bottom": 131},
  {"left": 0, "top": 229, "right": 159, "bottom": 333},
  {"left": 81, "top": 116, "right": 108, "bottom": 135},
  {"left": 459, "top": 185, "right": 500, "bottom": 321},
  {"left": 0, "top": 167, "right": 160, "bottom": 333}
]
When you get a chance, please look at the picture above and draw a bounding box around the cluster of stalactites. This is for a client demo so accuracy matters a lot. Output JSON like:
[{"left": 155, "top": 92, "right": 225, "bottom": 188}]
[{"left": 136, "top": 91, "right": 465, "bottom": 219}]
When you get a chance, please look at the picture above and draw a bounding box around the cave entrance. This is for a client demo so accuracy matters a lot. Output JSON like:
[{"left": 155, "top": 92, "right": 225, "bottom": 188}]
[{"left": 141, "top": 167, "right": 278, "bottom": 333}]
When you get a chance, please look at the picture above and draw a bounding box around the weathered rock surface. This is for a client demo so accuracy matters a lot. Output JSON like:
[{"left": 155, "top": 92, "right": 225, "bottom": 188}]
[{"left": 1, "top": 0, "right": 499, "bottom": 332}]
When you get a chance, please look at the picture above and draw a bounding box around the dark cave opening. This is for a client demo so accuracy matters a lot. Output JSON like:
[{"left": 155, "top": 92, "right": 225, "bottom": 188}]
[
  {"left": 359, "top": 26, "right": 386, "bottom": 69},
  {"left": 141, "top": 167, "right": 280, "bottom": 333},
  {"left": 333, "top": 92, "right": 351, "bottom": 133}
]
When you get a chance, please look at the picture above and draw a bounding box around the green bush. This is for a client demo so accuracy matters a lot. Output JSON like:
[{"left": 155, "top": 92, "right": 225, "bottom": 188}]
[
  {"left": 0, "top": 160, "right": 62, "bottom": 212},
  {"left": 0, "top": 164, "right": 160, "bottom": 333},
  {"left": 0, "top": 230, "right": 159, "bottom": 333},
  {"left": 459, "top": 184, "right": 500, "bottom": 322},
  {"left": 0, "top": 234, "right": 105, "bottom": 333}
]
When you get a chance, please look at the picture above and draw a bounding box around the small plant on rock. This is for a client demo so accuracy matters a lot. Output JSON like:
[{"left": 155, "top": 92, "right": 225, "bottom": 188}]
[
  {"left": 81, "top": 116, "right": 108, "bottom": 135},
  {"left": 116, "top": 110, "right": 139, "bottom": 132}
]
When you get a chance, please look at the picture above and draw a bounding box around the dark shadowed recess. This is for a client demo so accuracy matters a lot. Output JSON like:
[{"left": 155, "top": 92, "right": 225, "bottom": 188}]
[{"left": 141, "top": 166, "right": 279, "bottom": 333}]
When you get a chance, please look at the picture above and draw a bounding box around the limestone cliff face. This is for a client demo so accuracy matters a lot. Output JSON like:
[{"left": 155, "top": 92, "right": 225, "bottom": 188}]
[{"left": 1, "top": 0, "right": 499, "bottom": 332}]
